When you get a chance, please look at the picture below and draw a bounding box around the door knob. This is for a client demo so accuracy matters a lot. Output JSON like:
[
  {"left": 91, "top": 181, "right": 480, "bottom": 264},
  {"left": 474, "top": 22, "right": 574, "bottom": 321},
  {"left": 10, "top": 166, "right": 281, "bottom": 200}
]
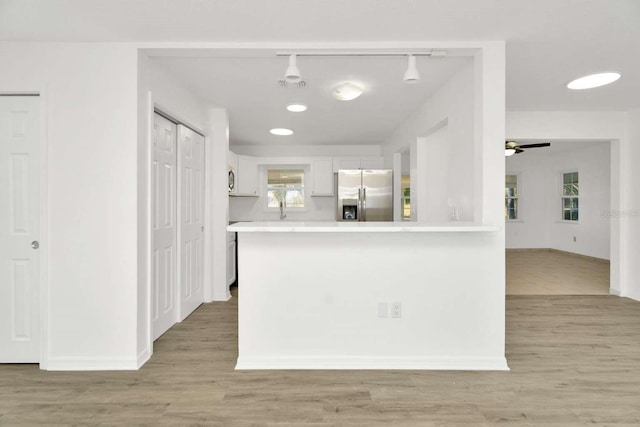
[{"left": 31, "top": 241, "right": 39, "bottom": 250}]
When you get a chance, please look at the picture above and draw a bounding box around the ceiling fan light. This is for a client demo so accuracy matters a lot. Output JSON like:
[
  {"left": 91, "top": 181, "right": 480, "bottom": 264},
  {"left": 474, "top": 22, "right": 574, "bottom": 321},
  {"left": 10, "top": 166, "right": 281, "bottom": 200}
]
[
  {"left": 403, "top": 55, "right": 420, "bottom": 83},
  {"left": 505, "top": 148, "right": 516, "bottom": 157},
  {"left": 285, "top": 54, "right": 301, "bottom": 82}
]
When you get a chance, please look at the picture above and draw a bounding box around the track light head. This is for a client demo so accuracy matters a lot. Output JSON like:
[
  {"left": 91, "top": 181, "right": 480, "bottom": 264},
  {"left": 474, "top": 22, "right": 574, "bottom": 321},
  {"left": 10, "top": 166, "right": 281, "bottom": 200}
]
[
  {"left": 403, "top": 55, "right": 420, "bottom": 83},
  {"left": 285, "top": 54, "right": 301, "bottom": 82}
]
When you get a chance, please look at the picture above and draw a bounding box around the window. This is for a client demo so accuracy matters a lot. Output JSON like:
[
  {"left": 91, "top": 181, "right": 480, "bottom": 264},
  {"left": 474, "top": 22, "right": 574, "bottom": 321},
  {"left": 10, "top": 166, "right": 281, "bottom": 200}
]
[
  {"left": 266, "top": 168, "right": 305, "bottom": 209},
  {"left": 505, "top": 174, "right": 519, "bottom": 220},
  {"left": 401, "top": 175, "right": 411, "bottom": 220},
  {"left": 562, "top": 171, "right": 579, "bottom": 221}
]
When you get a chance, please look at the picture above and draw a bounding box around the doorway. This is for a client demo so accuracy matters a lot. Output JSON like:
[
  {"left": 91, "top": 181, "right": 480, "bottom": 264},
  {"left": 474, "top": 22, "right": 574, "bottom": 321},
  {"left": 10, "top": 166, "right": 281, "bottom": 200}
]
[
  {"left": 504, "top": 140, "right": 612, "bottom": 295},
  {"left": 0, "top": 95, "right": 41, "bottom": 363}
]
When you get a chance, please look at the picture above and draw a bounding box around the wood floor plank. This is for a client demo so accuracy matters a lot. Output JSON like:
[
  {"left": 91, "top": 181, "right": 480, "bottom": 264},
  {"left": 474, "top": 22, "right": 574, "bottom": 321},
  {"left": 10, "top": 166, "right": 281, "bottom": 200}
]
[{"left": 2, "top": 281, "right": 640, "bottom": 425}]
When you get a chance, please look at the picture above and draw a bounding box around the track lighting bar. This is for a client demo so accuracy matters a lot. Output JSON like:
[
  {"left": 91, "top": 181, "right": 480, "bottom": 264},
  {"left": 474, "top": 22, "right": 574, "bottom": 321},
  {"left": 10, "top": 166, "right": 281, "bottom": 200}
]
[{"left": 275, "top": 50, "right": 446, "bottom": 57}]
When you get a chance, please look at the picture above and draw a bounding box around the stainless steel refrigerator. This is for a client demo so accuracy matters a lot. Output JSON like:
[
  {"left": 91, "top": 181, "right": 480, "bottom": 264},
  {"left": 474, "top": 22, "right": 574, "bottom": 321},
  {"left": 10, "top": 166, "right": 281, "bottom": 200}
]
[{"left": 337, "top": 169, "right": 393, "bottom": 221}]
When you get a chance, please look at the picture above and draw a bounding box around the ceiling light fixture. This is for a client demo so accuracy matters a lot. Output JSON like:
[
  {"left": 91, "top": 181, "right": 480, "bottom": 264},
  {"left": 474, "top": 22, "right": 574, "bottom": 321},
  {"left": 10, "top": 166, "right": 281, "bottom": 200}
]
[
  {"left": 567, "top": 72, "right": 621, "bottom": 90},
  {"left": 270, "top": 128, "right": 294, "bottom": 136},
  {"left": 286, "top": 103, "right": 307, "bottom": 112},
  {"left": 505, "top": 148, "right": 516, "bottom": 157},
  {"left": 333, "top": 82, "right": 364, "bottom": 101},
  {"left": 284, "top": 54, "right": 301, "bottom": 82},
  {"left": 403, "top": 54, "right": 420, "bottom": 83}
]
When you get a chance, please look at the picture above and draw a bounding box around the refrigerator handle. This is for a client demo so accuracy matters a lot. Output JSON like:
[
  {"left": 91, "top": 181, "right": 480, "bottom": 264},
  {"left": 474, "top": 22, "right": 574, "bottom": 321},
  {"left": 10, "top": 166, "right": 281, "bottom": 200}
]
[
  {"left": 362, "top": 188, "right": 366, "bottom": 221},
  {"left": 358, "top": 188, "right": 362, "bottom": 221}
]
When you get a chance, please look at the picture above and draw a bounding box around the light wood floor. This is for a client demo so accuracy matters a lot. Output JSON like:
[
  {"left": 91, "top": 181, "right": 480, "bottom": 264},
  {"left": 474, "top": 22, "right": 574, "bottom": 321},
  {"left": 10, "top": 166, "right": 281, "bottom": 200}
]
[
  {"left": 2, "top": 288, "right": 640, "bottom": 425},
  {"left": 507, "top": 249, "right": 610, "bottom": 295}
]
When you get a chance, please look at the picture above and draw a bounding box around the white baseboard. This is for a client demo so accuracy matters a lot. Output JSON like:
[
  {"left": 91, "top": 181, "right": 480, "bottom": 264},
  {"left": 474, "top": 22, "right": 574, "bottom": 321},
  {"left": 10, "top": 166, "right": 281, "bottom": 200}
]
[
  {"left": 609, "top": 288, "right": 621, "bottom": 296},
  {"left": 210, "top": 290, "right": 232, "bottom": 302},
  {"left": 137, "top": 347, "right": 151, "bottom": 368},
  {"left": 46, "top": 356, "right": 140, "bottom": 371},
  {"left": 236, "top": 356, "right": 510, "bottom": 371}
]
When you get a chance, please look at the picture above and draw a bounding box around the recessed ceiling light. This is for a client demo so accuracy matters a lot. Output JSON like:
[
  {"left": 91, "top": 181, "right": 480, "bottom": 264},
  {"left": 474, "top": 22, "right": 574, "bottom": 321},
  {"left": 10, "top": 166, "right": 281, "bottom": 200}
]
[
  {"left": 270, "top": 128, "right": 293, "bottom": 136},
  {"left": 286, "top": 103, "right": 307, "bottom": 112},
  {"left": 567, "top": 72, "right": 621, "bottom": 90},
  {"left": 334, "top": 82, "right": 364, "bottom": 101}
]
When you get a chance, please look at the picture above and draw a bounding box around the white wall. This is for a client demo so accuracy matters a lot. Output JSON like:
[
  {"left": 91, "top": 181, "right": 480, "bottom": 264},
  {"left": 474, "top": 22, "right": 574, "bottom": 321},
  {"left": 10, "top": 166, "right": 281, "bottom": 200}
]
[
  {"left": 625, "top": 110, "right": 640, "bottom": 300},
  {"left": 148, "top": 59, "right": 209, "bottom": 132},
  {"left": 506, "top": 143, "right": 611, "bottom": 260},
  {"left": 0, "top": 43, "right": 140, "bottom": 369},
  {"left": 201, "top": 108, "right": 231, "bottom": 302},
  {"left": 506, "top": 110, "right": 639, "bottom": 299},
  {"left": 383, "top": 62, "right": 476, "bottom": 222}
]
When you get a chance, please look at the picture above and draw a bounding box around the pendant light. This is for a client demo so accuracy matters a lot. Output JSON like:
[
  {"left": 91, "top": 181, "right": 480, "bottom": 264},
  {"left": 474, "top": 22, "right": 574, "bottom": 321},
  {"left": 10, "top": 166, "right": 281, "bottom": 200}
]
[
  {"left": 285, "top": 54, "right": 301, "bottom": 82},
  {"left": 403, "top": 54, "right": 420, "bottom": 84}
]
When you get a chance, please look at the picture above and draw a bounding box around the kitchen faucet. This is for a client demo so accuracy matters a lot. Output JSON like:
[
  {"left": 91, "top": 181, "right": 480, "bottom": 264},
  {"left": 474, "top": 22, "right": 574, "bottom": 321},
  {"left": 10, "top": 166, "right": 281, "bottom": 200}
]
[{"left": 279, "top": 200, "right": 287, "bottom": 220}]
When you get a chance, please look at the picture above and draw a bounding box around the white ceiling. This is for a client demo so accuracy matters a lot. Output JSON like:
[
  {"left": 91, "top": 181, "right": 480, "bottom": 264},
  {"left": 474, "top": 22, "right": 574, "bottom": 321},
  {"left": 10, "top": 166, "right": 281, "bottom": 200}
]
[
  {"left": 152, "top": 54, "right": 471, "bottom": 146},
  {"left": 2, "top": 0, "right": 638, "bottom": 145}
]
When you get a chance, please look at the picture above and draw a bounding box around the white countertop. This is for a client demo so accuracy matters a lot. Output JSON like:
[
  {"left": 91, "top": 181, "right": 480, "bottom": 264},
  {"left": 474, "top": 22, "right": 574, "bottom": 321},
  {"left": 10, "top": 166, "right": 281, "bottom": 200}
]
[{"left": 227, "top": 221, "right": 500, "bottom": 233}]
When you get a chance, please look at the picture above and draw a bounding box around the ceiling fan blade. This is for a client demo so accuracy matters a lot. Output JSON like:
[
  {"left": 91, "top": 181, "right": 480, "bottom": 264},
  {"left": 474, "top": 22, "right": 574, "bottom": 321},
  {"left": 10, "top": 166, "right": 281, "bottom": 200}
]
[{"left": 518, "top": 143, "right": 551, "bottom": 149}]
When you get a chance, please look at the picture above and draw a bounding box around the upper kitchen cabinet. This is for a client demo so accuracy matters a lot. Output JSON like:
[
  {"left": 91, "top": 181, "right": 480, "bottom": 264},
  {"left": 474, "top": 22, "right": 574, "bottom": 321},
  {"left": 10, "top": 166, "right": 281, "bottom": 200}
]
[
  {"left": 333, "top": 156, "right": 384, "bottom": 172},
  {"left": 235, "top": 154, "right": 259, "bottom": 197},
  {"left": 310, "top": 157, "right": 334, "bottom": 196}
]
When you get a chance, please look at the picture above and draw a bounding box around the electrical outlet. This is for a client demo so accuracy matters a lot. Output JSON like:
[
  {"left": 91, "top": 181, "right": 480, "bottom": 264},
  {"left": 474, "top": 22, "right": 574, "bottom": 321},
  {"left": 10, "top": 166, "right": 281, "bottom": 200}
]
[
  {"left": 378, "top": 302, "right": 388, "bottom": 318},
  {"left": 391, "top": 302, "right": 402, "bottom": 318},
  {"left": 573, "top": 236, "right": 577, "bottom": 242}
]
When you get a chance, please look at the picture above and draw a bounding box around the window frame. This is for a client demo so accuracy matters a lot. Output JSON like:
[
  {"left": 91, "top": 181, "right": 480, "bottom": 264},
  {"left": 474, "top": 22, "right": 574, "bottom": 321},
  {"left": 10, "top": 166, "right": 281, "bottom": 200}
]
[
  {"left": 560, "top": 170, "right": 579, "bottom": 223},
  {"left": 263, "top": 165, "right": 308, "bottom": 212},
  {"left": 505, "top": 172, "right": 521, "bottom": 221}
]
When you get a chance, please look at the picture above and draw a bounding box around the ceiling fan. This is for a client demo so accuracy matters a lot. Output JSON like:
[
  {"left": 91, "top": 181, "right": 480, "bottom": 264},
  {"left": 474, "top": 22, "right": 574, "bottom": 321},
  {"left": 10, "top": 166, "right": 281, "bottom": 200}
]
[{"left": 505, "top": 140, "right": 551, "bottom": 156}]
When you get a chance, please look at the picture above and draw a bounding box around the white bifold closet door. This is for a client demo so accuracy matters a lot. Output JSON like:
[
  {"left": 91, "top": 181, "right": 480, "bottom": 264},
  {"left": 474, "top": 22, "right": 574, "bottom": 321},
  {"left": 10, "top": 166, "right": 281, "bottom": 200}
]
[
  {"left": 152, "top": 114, "right": 205, "bottom": 341},
  {"left": 0, "top": 96, "right": 40, "bottom": 363},
  {"left": 177, "top": 125, "right": 204, "bottom": 320},
  {"left": 152, "top": 114, "right": 178, "bottom": 341}
]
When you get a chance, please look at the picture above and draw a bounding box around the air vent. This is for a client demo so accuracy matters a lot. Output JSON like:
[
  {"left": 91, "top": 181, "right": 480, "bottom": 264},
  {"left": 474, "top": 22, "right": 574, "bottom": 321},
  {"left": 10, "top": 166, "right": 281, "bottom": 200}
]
[{"left": 277, "top": 79, "right": 307, "bottom": 88}]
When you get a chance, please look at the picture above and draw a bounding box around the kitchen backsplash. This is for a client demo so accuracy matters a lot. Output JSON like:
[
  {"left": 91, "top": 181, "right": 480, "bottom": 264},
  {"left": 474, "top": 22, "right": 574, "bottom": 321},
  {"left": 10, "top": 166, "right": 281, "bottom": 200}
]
[{"left": 229, "top": 194, "right": 336, "bottom": 222}]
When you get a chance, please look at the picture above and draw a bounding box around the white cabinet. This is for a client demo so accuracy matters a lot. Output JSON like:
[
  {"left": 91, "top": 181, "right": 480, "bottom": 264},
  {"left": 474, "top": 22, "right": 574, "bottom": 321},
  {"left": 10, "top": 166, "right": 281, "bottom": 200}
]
[
  {"left": 236, "top": 155, "right": 259, "bottom": 196},
  {"left": 227, "top": 238, "right": 236, "bottom": 286},
  {"left": 360, "top": 156, "right": 385, "bottom": 169},
  {"left": 310, "top": 157, "right": 334, "bottom": 196},
  {"left": 334, "top": 157, "right": 361, "bottom": 170},
  {"left": 333, "top": 156, "right": 384, "bottom": 172}
]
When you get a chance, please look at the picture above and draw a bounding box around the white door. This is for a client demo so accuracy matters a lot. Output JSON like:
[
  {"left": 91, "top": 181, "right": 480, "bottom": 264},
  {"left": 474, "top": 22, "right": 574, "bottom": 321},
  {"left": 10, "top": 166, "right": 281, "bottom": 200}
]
[
  {"left": 0, "top": 96, "right": 40, "bottom": 362},
  {"left": 177, "top": 125, "right": 204, "bottom": 320},
  {"left": 152, "top": 114, "right": 178, "bottom": 341}
]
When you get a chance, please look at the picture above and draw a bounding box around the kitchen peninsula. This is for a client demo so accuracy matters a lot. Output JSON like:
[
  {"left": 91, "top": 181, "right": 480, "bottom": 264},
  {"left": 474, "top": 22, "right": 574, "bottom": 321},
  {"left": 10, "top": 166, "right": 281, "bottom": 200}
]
[{"left": 227, "top": 221, "right": 508, "bottom": 371}]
